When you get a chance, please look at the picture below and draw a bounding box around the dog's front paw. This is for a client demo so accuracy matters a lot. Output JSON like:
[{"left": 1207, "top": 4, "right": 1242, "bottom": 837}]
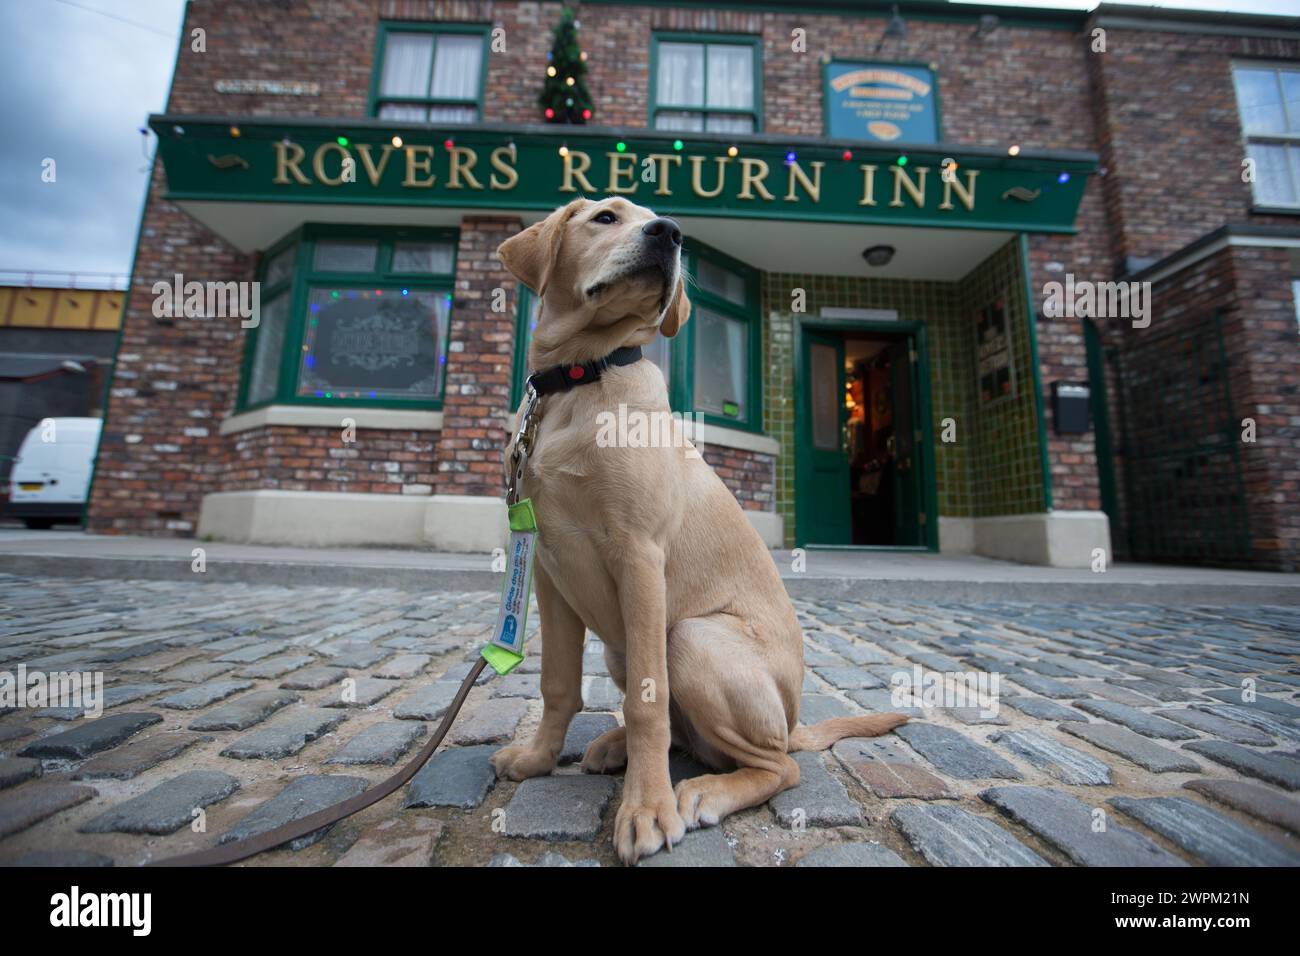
[
  {"left": 614, "top": 789, "right": 687, "bottom": 865},
  {"left": 490, "top": 743, "right": 557, "bottom": 781}
]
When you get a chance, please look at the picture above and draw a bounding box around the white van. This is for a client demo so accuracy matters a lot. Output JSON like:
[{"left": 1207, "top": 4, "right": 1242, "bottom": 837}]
[{"left": 6, "top": 417, "right": 103, "bottom": 529}]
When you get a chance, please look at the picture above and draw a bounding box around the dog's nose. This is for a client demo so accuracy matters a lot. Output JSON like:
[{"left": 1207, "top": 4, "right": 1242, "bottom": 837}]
[{"left": 642, "top": 217, "right": 682, "bottom": 247}]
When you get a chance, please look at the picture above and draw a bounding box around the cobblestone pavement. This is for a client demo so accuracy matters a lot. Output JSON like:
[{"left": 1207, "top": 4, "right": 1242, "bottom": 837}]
[{"left": 1, "top": 572, "right": 1298, "bottom": 867}]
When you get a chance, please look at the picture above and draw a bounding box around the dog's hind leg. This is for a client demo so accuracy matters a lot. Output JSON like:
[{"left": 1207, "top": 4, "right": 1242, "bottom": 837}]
[
  {"left": 666, "top": 617, "right": 801, "bottom": 829},
  {"left": 490, "top": 563, "right": 586, "bottom": 781}
]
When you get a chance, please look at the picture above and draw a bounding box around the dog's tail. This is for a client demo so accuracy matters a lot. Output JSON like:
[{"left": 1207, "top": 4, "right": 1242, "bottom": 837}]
[{"left": 787, "top": 713, "right": 909, "bottom": 753}]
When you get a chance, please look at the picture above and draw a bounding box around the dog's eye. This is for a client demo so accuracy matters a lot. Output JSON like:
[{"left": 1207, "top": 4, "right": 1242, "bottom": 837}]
[{"left": 592, "top": 210, "right": 618, "bottom": 225}]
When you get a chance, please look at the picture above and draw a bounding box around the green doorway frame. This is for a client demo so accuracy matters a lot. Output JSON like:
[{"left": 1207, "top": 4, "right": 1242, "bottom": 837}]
[{"left": 793, "top": 316, "right": 939, "bottom": 552}]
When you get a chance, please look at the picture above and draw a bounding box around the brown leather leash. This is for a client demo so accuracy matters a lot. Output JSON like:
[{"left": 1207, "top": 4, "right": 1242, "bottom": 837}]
[{"left": 150, "top": 658, "right": 488, "bottom": 867}]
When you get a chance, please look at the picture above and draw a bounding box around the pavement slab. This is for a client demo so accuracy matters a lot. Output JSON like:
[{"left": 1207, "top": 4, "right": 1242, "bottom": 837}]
[
  {"left": 500, "top": 774, "right": 618, "bottom": 841},
  {"left": 769, "top": 751, "right": 862, "bottom": 827},
  {"left": 219, "top": 774, "right": 368, "bottom": 851},
  {"left": 1182, "top": 778, "right": 1300, "bottom": 836},
  {"left": 73, "top": 731, "right": 212, "bottom": 780},
  {"left": 18, "top": 712, "right": 163, "bottom": 760},
  {"left": 1183, "top": 740, "right": 1300, "bottom": 790},
  {"left": 892, "top": 802, "right": 1049, "bottom": 867},
  {"left": 831, "top": 737, "right": 952, "bottom": 799},
  {"left": 895, "top": 723, "right": 1023, "bottom": 780},
  {"left": 221, "top": 708, "right": 348, "bottom": 760},
  {"left": 80, "top": 770, "right": 240, "bottom": 835},
  {"left": 404, "top": 744, "right": 497, "bottom": 809},
  {"left": 981, "top": 786, "right": 1186, "bottom": 867},
  {"left": 2, "top": 573, "right": 1298, "bottom": 867},
  {"left": 992, "top": 730, "right": 1112, "bottom": 785},
  {"left": 1108, "top": 796, "right": 1300, "bottom": 867},
  {"left": 333, "top": 816, "right": 443, "bottom": 867},
  {"left": 1060, "top": 722, "right": 1202, "bottom": 773}
]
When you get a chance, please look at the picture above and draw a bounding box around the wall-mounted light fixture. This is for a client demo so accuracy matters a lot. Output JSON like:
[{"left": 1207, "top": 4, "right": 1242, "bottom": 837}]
[{"left": 862, "top": 245, "right": 896, "bottom": 267}]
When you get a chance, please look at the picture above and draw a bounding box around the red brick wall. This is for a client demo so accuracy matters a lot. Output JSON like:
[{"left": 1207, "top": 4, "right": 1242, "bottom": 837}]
[
  {"left": 1086, "top": 21, "right": 1300, "bottom": 268},
  {"left": 698, "top": 443, "right": 774, "bottom": 511},
  {"left": 1108, "top": 244, "right": 1299, "bottom": 571},
  {"left": 221, "top": 425, "right": 437, "bottom": 494},
  {"left": 433, "top": 217, "right": 522, "bottom": 497},
  {"left": 1228, "top": 245, "right": 1300, "bottom": 571},
  {"left": 170, "top": 0, "right": 379, "bottom": 116}
]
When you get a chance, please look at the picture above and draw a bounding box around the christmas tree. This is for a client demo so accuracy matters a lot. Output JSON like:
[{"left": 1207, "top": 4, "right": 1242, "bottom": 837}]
[{"left": 538, "top": 8, "right": 592, "bottom": 124}]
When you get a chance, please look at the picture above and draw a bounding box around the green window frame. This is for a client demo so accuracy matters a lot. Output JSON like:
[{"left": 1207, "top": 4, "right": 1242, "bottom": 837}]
[
  {"left": 649, "top": 33, "right": 763, "bottom": 134},
  {"left": 367, "top": 22, "right": 491, "bottom": 123},
  {"left": 237, "top": 224, "right": 459, "bottom": 412},
  {"left": 510, "top": 242, "right": 762, "bottom": 433}
]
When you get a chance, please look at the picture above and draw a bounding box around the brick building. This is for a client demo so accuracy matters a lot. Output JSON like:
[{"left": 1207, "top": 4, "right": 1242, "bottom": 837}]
[{"left": 87, "top": 0, "right": 1300, "bottom": 570}]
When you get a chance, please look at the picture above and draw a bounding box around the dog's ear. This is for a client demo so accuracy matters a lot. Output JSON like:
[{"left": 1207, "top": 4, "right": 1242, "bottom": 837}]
[
  {"left": 497, "top": 199, "right": 590, "bottom": 296},
  {"left": 659, "top": 274, "right": 691, "bottom": 338}
]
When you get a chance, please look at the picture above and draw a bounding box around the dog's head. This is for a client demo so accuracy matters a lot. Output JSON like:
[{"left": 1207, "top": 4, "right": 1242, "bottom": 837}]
[{"left": 497, "top": 197, "right": 691, "bottom": 366}]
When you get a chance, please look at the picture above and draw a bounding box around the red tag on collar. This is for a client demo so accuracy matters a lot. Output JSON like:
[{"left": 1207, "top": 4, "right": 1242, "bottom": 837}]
[{"left": 568, "top": 365, "right": 585, "bottom": 380}]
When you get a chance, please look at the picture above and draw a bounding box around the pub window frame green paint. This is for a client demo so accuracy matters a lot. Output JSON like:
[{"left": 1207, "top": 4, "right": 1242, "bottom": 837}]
[
  {"left": 366, "top": 21, "right": 492, "bottom": 122},
  {"left": 819, "top": 59, "right": 943, "bottom": 143},
  {"left": 648, "top": 32, "right": 765, "bottom": 134},
  {"left": 679, "top": 240, "right": 764, "bottom": 432},
  {"left": 236, "top": 223, "right": 459, "bottom": 413},
  {"left": 792, "top": 316, "right": 939, "bottom": 553},
  {"left": 509, "top": 239, "right": 764, "bottom": 433}
]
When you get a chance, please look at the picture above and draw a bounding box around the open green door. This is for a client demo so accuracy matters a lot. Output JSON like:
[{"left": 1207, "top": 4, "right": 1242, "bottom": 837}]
[
  {"left": 888, "top": 339, "right": 924, "bottom": 546},
  {"left": 797, "top": 329, "right": 851, "bottom": 545}
]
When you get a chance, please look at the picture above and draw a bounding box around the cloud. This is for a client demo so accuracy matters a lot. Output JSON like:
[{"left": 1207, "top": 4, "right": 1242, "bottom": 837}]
[{"left": 0, "top": 0, "right": 185, "bottom": 282}]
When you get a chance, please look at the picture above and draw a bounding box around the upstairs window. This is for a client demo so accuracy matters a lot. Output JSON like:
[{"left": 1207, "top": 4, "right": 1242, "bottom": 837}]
[
  {"left": 653, "top": 35, "right": 761, "bottom": 134},
  {"left": 372, "top": 24, "right": 487, "bottom": 123},
  {"left": 1233, "top": 63, "right": 1300, "bottom": 209}
]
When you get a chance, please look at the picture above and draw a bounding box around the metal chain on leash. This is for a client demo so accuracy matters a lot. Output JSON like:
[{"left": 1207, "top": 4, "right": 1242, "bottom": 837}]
[{"left": 506, "top": 380, "right": 541, "bottom": 507}]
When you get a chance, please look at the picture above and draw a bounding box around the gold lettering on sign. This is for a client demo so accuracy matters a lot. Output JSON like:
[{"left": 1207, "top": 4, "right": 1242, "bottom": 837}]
[
  {"left": 890, "top": 165, "right": 928, "bottom": 208},
  {"left": 738, "top": 158, "right": 774, "bottom": 201},
  {"left": 447, "top": 146, "right": 484, "bottom": 190},
  {"left": 858, "top": 165, "right": 879, "bottom": 206},
  {"left": 273, "top": 140, "right": 311, "bottom": 185},
  {"left": 939, "top": 169, "right": 979, "bottom": 212},
  {"left": 606, "top": 152, "right": 638, "bottom": 194},
  {"left": 355, "top": 144, "right": 395, "bottom": 186},
  {"left": 403, "top": 145, "right": 436, "bottom": 187},
  {"left": 689, "top": 156, "right": 730, "bottom": 198},
  {"left": 490, "top": 146, "right": 519, "bottom": 190},
  {"left": 560, "top": 150, "right": 596, "bottom": 193},
  {"left": 313, "top": 142, "right": 350, "bottom": 186},
  {"left": 785, "top": 160, "right": 824, "bottom": 203},
  {"left": 645, "top": 153, "right": 682, "bottom": 196}
]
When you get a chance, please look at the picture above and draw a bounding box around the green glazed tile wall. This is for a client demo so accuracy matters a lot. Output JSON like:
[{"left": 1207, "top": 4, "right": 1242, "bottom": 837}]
[
  {"left": 761, "top": 237, "right": 1045, "bottom": 546},
  {"left": 958, "top": 239, "right": 1049, "bottom": 517}
]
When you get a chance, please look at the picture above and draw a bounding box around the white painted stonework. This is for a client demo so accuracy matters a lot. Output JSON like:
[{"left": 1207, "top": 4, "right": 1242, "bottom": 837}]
[
  {"left": 198, "top": 488, "right": 785, "bottom": 552},
  {"left": 939, "top": 510, "right": 1111, "bottom": 567}
]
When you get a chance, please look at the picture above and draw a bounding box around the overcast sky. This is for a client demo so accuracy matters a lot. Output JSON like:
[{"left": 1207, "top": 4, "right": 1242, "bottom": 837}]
[{"left": 1, "top": 0, "right": 1295, "bottom": 288}]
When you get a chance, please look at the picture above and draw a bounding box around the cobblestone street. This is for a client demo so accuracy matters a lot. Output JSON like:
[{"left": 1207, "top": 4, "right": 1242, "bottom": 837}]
[{"left": 1, "top": 572, "right": 1298, "bottom": 867}]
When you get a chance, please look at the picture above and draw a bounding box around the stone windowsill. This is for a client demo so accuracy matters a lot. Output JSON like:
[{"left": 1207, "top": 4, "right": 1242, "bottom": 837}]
[{"left": 219, "top": 404, "right": 444, "bottom": 436}]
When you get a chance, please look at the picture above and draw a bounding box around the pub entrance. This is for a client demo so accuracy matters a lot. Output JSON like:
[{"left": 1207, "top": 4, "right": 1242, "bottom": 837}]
[{"left": 795, "top": 319, "right": 934, "bottom": 549}]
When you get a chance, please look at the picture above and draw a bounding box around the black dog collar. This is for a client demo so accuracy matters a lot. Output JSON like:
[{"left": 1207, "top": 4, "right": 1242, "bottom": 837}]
[{"left": 526, "top": 345, "right": 643, "bottom": 396}]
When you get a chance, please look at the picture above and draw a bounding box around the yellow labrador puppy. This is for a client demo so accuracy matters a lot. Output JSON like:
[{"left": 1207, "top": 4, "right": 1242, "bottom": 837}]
[{"left": 489, "top": 197, "right": 906, "bottom": 864}]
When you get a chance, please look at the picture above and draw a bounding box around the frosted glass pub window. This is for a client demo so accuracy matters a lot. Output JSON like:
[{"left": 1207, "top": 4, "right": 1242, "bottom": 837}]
[{"left": 298, "top": 287, "right": 449, "bottom": 401}]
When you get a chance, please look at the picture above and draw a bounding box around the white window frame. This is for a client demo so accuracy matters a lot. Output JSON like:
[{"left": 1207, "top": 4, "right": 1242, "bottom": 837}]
[{"left": 1232, "top": 61, "right": 1300, "bottom": 210}]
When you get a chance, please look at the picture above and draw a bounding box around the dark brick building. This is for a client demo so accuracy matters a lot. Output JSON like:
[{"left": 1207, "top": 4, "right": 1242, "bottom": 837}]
[{"left": 88, "top": 1, "right": 1300, "bottom": 569}]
